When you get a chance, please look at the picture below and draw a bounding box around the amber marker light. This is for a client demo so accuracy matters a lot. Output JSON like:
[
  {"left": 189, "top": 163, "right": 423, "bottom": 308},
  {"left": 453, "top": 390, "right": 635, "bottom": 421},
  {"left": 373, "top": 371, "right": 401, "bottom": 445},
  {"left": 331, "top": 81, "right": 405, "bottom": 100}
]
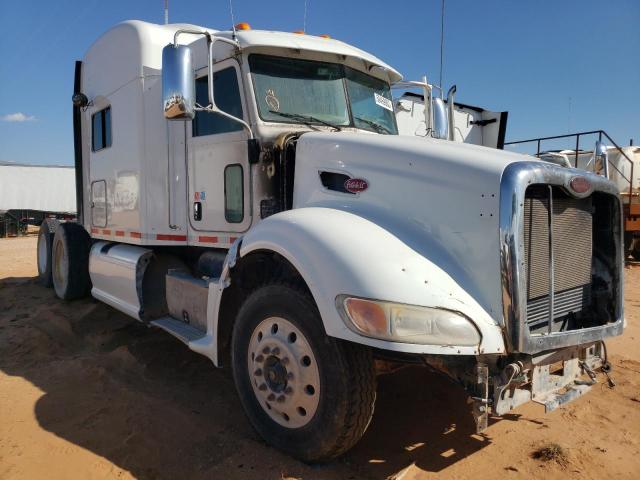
[
  {"left": 293, "top": 30, "right": 305, "bottom": 34},
  {"left": 319, "top": 34, "right": 331, "bottom": 38},
  {"left": 234, "top": 22, "right": 251, "bottom": 30},
  {"left": 344, "top": 298, "right": 389, "bottom": 337}
]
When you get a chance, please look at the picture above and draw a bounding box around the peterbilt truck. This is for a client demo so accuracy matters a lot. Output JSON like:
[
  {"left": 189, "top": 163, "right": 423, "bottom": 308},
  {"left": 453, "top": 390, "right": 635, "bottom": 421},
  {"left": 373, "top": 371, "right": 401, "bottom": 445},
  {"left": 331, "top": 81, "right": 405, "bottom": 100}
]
[{"left": 36, "top": 20, "right": 624, "bottom": 462}]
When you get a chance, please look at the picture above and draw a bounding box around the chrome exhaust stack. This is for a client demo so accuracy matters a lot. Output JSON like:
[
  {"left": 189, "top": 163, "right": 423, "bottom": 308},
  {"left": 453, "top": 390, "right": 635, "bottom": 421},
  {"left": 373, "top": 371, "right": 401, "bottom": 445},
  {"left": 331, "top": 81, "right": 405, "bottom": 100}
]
[{"left": 446, "top": 85, "right": 457, "bottom": 141}]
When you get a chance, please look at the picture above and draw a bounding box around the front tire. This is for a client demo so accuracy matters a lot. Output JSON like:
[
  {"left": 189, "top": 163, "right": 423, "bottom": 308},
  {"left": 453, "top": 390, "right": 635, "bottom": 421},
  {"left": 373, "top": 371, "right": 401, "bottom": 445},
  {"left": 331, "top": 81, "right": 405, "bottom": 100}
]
[
  {"left": 231, "top": 282, "right": 376, "bottom": 462},
  {"left": 51, "top": 222, "right": 91, "bottom": 300}
]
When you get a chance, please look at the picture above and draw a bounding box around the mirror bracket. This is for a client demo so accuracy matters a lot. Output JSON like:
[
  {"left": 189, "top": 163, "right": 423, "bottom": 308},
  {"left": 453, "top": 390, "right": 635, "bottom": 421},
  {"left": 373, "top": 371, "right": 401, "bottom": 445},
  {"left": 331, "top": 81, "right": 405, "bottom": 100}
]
[
  {"left": 163, "top": 30, "right": 253, "bottom": 138},
  {"left": 205, "top": 37, "right": 254, "bottom": 139}
]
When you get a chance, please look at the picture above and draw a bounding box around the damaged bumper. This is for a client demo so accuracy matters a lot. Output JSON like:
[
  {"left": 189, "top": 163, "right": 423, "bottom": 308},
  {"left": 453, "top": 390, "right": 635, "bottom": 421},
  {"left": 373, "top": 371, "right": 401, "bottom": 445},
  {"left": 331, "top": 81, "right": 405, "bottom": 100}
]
[{"left": 471, "top": 342, "right": 611, "bottom": 432}]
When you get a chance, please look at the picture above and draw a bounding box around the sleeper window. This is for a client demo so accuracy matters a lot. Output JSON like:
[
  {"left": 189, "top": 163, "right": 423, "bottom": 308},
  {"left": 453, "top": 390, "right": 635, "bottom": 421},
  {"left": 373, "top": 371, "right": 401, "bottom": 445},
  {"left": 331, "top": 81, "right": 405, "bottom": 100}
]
[
  {"left": 193, "top": 67, "right": 244, "bottom": 137},
  {"left": 92, "top": 107, "right": 112, "bottom": 152}
]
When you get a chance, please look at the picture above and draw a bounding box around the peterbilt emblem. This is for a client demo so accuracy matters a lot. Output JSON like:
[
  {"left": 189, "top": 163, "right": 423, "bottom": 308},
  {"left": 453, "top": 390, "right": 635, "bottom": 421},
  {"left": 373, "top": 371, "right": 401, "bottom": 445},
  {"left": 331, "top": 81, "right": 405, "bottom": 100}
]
[
  {"left": 569, "top": 176, "right": 591, "bottom": 194},
  {"left": 344, "top": 178, "right": 369, "bottom": 193}
]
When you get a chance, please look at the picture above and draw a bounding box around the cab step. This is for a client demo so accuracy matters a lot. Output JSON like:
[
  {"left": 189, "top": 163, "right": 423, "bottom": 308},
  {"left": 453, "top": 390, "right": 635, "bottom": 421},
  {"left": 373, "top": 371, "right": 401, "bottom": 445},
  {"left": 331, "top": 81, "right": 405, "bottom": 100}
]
[{"left": 151, "top": 316, "right": 206, "bottom": 343}]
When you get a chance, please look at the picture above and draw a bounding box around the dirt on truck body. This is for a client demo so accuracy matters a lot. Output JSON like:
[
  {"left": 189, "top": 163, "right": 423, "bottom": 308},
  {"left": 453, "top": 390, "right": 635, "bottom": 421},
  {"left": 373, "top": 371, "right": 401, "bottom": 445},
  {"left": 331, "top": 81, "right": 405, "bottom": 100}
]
[{"left": 1, "top": 235, "right": 639, "bottom": 480}]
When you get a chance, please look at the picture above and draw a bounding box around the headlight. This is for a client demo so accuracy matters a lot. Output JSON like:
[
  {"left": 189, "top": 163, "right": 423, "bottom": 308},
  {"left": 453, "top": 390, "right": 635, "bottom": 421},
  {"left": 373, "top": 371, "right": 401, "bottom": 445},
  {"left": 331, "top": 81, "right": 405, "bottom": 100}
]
[{"left": 338, "top": 296, "right": 481, "bottom": 346}]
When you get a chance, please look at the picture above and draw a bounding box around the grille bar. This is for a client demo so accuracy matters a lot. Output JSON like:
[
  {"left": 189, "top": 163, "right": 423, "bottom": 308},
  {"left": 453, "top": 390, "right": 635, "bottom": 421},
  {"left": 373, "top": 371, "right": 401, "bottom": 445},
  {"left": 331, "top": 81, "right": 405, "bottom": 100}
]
[{"left": 526, "top": 286, "right": 590, "bottom": 326}]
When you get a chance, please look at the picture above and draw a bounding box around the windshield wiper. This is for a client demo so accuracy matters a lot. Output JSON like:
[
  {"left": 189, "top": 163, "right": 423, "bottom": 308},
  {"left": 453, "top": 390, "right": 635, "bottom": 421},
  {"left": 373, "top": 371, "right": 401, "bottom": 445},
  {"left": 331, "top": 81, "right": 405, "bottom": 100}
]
[
  {"left": 268, "top": 110, "right": 342, "bottom": 131},
  {"left": 354, "top": 116, "right": 393, "bottom": 135}
]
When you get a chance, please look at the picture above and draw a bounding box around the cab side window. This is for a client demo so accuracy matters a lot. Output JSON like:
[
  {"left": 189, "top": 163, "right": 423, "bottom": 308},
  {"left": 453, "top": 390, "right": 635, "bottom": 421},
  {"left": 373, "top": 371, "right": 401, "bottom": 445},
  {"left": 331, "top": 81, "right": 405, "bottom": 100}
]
[
  {"left": 193, "top": 67, "right": 244, "bottom": 137},
  {"left": 92, "top": 106, "right": 112, "bottom": 151}
]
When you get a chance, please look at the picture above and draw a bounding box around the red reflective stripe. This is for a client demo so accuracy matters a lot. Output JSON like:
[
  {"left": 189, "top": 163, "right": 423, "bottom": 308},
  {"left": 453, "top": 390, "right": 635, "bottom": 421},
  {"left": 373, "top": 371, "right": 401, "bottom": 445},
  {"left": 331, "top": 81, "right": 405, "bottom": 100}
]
[
  {"left": 115, "top": 230, "right": 125, "bottom": 237},
  {"left": 130, "top": 232, "right": 142, "bottom": 239},
  {"left": 229, "top": 236, "right": 237, "bottom": 243},
  {"left": 90, "top": 228, "right": 99, "bottom": 234},
  {"left": 198, "top": 236, "right": 219, "bottom": 243},
  {"left": 156, "top": 234, "right": 187, "bottom": 241},
  {"left": 102, "top": 229, "right": 111, "bottom": 235}
]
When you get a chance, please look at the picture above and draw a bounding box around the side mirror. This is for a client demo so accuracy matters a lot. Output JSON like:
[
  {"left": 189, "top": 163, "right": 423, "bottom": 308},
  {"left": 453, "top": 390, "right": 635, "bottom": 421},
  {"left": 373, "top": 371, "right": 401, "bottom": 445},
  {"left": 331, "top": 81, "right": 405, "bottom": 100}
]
[
  {"left": 162, "top": 44, "right": 195, "bottom": 120},
  {"left": 594, "top": 140, "right": 609, "bottom": 178},
  {"left": 431, "top": 97, "right": 449, "bottom": 140}
]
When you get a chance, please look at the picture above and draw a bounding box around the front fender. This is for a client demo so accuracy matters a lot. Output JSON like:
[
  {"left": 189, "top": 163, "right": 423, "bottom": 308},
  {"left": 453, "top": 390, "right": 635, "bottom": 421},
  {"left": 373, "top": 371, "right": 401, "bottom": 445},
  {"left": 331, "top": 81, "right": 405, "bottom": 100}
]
[{"left": 240, "top": 207, "right": 506, "bottom": 355}]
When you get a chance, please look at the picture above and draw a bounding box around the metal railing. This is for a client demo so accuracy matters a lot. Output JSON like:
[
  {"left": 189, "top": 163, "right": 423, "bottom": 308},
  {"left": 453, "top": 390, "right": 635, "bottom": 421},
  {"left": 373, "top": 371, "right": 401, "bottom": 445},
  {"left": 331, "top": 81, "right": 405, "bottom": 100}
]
[{"left": 505, "top": 130, "right": 635, "bottom": 215}]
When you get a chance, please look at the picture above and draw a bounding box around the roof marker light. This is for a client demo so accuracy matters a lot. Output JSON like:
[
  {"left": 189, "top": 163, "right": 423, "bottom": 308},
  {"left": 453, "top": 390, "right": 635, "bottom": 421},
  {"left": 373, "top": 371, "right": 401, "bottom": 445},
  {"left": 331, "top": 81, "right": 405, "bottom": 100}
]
[
  {"left": 319, "top": 34, "right": 331, "bottom": 38},
  {"left": 234, "top": 22, "right": 251, "bottom": 30},
  {"left": 293, "top": 30, "right": 305, "bottom": 35}
]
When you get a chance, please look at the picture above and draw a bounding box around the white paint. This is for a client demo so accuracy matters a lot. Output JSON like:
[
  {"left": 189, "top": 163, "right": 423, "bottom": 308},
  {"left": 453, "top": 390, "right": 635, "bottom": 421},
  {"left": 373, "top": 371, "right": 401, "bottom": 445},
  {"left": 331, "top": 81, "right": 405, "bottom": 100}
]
[
  {"left": 0, "top": 164, "right": 76, "bottom": 213},
  {"left": 233, "top": 133, "right": 537, "bottom": 356},
  {"left": 395, "top": 93, "right": 506, "bottom": 149}
]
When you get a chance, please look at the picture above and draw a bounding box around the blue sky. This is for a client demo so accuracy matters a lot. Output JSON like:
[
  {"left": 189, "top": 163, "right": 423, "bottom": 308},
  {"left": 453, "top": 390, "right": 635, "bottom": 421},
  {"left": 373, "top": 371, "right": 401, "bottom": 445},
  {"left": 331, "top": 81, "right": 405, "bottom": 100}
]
[{"left": 0, "top": 0, "right": 638, "bottom": 165}]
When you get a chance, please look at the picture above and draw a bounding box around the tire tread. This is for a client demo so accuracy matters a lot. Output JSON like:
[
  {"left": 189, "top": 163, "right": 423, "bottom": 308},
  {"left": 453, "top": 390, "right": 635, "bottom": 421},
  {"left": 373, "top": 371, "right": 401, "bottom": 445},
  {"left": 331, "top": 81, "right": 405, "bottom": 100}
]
[{"left": 232, "top": 278, "right": 376, "bottom": 462}]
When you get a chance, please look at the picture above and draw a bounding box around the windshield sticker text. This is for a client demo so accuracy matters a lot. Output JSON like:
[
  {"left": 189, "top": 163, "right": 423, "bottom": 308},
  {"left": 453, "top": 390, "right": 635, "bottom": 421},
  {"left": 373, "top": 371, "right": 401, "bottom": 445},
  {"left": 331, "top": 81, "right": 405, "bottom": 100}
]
[{"left": 374, "top": 93, "right": 393, "bottom": 112}]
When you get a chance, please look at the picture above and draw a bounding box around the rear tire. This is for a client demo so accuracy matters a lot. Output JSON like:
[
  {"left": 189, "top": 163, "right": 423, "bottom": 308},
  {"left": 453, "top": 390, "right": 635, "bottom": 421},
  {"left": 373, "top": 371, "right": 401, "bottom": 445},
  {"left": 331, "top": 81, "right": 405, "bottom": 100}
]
[
  {"left": 231, "top": 282, "right": 376, "bottom": 462},
  {"left": 52, "top": 222, "right": 91, "bottom": 300},
  {"left": 37, "top": 219, "right": 59, "bottom": 287}
]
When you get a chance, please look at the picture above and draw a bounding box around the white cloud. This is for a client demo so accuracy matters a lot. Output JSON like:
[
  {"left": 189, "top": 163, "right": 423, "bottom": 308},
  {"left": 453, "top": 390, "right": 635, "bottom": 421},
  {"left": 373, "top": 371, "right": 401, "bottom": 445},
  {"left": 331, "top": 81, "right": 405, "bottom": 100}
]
[{"left": 1, "top": 112, "right": 36, "bottom": 122}]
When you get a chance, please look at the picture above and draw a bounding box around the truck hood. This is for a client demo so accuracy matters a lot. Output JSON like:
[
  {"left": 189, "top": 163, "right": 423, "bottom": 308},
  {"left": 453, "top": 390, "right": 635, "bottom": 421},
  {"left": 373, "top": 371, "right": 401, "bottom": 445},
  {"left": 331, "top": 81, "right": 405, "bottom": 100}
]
[{"left": 292, "top": 132, "right": 535, "bottom": 324}]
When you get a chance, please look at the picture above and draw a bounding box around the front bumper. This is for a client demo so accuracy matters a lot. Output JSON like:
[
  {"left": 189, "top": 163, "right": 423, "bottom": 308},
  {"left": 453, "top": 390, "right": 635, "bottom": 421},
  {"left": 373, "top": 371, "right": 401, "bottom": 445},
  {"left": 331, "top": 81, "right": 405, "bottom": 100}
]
[{"left": 471, "top": 342, "right": 609, "bottom": 431}]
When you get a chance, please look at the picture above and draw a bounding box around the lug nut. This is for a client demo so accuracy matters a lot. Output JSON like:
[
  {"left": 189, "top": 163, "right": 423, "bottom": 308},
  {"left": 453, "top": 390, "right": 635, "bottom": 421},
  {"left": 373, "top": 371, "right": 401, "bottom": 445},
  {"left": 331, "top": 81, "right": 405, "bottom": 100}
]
[
  {"left": 281, "top": 357, "right": 290, "bottom": 365},
  {"left": 267, "top": 393, "right": 276, "bottom": 401},
  {"left": 254, "top": 368, "right": 263, "bottom": 377},
  {"left": 255, "top": 355, "right": 264, "bottom": 363},
  {"left": 272, "top": 347, "right": 280, "bottom": 355},
  {"left": 287, "top": 372, "right": 294, "bottom": 380},
  {"left": 277, "top": 395, "right": 286, "bottom": 403},
  {"left": 262, "top": 346, "right": 271, "bottom": 355},
  {"left": 285, "top": 386, "right": 293, "bottom": 395},
  {"left": 258, "top": 383, "right": 267, "bottom": 391}
]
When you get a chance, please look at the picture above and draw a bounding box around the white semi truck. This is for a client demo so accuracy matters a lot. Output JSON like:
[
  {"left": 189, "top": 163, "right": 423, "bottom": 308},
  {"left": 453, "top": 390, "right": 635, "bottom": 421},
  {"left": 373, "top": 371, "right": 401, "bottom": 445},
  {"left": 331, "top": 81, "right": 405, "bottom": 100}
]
[{"left": 37, "top": 20, "right": 624, "bottom": 462}]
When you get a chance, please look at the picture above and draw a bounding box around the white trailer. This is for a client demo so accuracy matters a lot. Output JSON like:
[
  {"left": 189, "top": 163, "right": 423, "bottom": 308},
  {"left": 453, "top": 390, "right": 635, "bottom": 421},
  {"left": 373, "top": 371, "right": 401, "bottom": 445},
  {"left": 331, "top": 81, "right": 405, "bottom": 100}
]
[
  {"left": 0, "top": 163, "right": 76, "bottom": 237},
  {"left": 393, "top": 80, "right": 508, "bottom": 149},
  {"left": 38, "top": 20, "right": 624, "bottom": 461}
]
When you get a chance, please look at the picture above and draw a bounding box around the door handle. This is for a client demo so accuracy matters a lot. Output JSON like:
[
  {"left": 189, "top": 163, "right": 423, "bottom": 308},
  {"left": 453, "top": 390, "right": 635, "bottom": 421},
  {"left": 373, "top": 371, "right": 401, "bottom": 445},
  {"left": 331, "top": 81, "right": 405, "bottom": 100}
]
[{"left": 193, "top": 201, "right": 202, "bottom": 221}]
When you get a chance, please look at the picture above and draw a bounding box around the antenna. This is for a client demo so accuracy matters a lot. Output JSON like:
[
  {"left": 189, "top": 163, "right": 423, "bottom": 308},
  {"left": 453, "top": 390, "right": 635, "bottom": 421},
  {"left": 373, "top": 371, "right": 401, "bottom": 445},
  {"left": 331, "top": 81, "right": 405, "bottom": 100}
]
[
  {"left": 229, "top": 0, "right": 237, "bottom": 37},
  {"left": 439, "top": 0, "right": 445, "bottom": 96},
  {"left": 164, "top": 0, "right": 169, "bottom": 25},
  {"left": 303, "top": 0, "right": 308, "bottom": 33}
]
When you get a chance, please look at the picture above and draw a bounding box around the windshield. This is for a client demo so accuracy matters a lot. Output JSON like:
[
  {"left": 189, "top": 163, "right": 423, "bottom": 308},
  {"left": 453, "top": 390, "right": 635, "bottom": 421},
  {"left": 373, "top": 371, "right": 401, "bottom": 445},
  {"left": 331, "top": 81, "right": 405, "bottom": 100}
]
[{"left": 249, "top": 54, "right": 398, "bottom": 134}]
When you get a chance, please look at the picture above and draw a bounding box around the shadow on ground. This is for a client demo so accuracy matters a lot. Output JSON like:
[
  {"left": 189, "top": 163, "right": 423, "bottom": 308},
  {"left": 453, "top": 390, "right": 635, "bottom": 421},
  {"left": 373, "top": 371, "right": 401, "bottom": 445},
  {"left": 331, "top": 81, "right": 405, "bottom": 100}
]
[{"left": 0, "top": 277, "right": 493, "bottom": 479}]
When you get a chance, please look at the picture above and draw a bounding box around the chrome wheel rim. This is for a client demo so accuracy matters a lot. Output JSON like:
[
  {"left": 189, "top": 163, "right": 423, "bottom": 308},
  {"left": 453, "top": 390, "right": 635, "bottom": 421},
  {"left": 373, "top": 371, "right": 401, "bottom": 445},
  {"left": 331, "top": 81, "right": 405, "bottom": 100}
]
[
  {"left": 37, "top": 231, "right": 47, "bottom": 273},
  {"left": 248, "top": 316, "right": 320, "bottom": 428},
  {"left": 52, "top": 240, "right": 67, "bottom": 291}
]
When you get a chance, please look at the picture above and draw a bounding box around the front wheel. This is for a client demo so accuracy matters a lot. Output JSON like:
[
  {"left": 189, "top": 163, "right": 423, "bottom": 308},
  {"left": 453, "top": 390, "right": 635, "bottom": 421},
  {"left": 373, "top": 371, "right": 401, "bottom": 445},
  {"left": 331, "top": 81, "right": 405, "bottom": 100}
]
[{"left": 231, "top": 282, "right": 376, "bottom": 462}]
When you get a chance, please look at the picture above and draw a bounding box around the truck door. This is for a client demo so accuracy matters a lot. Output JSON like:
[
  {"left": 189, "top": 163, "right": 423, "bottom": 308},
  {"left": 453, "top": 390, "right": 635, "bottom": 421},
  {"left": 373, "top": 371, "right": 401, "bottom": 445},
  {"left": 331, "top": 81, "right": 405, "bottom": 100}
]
[
  {"left": 186, "top": 59, "right": 251, "bottom": 235},
  {"left": 167, "top": 122, "right": 188, "bottom": 232}
]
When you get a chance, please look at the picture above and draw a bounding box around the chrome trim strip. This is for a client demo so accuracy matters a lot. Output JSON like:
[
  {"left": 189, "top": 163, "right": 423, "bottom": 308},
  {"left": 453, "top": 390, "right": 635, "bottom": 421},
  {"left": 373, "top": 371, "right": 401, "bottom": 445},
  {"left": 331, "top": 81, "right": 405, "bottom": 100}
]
[
  {"left": 547, "top": 185, "right": 554, "bottom": 335},
  {"left": 499, "top": 161, "right": 624, "bottom": 354}
]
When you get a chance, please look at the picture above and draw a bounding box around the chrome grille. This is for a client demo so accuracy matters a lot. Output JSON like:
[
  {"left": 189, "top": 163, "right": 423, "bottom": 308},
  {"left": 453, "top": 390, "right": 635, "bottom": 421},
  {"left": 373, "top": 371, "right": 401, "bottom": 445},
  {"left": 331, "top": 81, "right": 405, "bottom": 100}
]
[{"left": 523, "top": 187, "right": 593, "bottom": 330}]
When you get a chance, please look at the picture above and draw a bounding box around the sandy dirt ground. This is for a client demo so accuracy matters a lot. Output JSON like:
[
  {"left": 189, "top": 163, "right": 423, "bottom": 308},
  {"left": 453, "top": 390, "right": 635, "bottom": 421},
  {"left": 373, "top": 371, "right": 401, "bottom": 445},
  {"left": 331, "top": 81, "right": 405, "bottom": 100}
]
[{"left": 0, "top": 235, "right": 639, "bottom": 480}]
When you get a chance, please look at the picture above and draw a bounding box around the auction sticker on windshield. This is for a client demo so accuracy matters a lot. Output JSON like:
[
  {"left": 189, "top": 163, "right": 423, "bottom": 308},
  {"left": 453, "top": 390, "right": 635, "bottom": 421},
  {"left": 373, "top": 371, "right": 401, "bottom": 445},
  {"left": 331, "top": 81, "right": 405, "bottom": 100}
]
[{"left": 374, "top": 93, "right": 393, "bottom": 111}]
